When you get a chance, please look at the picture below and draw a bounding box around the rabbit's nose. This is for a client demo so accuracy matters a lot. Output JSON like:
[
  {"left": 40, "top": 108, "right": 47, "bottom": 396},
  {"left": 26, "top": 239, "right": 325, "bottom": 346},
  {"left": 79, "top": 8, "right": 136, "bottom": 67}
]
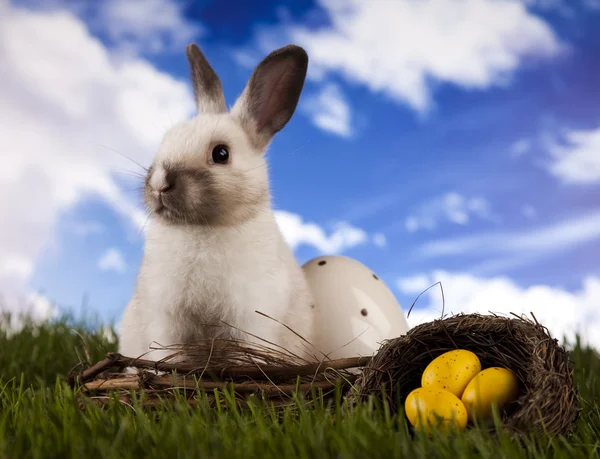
[
  {"left": 159, "top": 183, "right": 173, "bottom": 193},
  {"left": 152, "top": 174, "right": 175, "bottom": 202},
  {"left": 160, "top": 170, "right": 177, "bottom": 193}
]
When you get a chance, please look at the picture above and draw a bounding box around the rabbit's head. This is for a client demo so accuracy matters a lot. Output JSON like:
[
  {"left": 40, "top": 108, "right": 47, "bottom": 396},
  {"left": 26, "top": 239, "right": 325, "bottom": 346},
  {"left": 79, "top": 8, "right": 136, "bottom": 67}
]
[{"left": 143, "top": 43, "right": 308, "bottom": 227}]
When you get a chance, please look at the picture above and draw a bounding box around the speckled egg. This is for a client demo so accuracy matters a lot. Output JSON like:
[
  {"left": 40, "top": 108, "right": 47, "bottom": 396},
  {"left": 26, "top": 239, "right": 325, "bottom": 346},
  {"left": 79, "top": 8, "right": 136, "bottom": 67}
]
[
  {"left": 421, "top": 349, "right": 482, "bottom": 398},
  {"left": 404, "top": 387, "right": 468, "bottom": 433},
  {"left": 302, "top": 255, "right": 410, "bottom": 360}
]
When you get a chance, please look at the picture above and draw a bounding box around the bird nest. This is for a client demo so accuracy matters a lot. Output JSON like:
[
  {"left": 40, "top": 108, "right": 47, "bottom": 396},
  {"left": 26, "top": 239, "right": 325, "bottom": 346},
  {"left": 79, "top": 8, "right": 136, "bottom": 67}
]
[
  {"left": 68, "top": 338, "right": 370, "bottom": 410},
  {"left": 349, "top": 313, "right": 581, "bottom": 438}
]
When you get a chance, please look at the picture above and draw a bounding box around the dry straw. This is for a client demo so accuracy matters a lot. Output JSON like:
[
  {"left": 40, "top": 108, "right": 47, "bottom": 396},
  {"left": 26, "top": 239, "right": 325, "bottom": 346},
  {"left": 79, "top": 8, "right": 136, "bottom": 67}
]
[
  {"left": 69, "top": 337, "right": 369, "bottom": 409},
  {"left": 70, "top": 312, "right": 580, "bottom": 437}
]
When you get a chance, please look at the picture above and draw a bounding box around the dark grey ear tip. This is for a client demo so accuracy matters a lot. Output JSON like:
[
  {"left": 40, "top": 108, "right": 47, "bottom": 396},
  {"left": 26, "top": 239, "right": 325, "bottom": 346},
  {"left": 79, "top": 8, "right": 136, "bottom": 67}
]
[
  {"left": 291, "top": 45, "right": 309, "bottom": 67},
  {"left": 186, "top": 43, "right": 206, "bottom": 62},
  {"left": 282, "top": 44, "right": 308, "bottom": 57},
  {"left": 268, "top": 44, "right": 309, "bottom": 67}
]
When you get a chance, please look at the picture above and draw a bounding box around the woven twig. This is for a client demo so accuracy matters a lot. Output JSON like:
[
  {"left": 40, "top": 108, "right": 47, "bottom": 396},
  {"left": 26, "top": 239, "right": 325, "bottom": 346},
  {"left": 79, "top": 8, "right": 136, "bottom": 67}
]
[
  {"left": 81, "top": 353, "right": 370, "bottom": 382},
  {"left": 69, "top": 337, "right": 371, "bottom": 409}
]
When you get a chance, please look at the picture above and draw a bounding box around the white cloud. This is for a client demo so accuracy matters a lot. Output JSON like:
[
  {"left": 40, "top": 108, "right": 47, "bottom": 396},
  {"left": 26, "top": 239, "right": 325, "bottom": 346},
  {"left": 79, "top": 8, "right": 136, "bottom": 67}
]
[
  {"left": 275, "top": 211, "right": 371, "bottom": 254},
  {"left": 405, "top": 192, "right": 494, "bottom": 232},
  {"left": 23, "top": 291, "right": 59, "bottom": 323},
  {"left": 0, "top": 291, "right": 58, "bottom": 333},
  {"left": 94, "top": 0, "right": 202, "bottom": 55},
  {"left": 546, "top": 124, "right": 600, "bottom": 184},
  {"left": 232, "top": 50, "right": 258, "bottom": 69},
  {"left": 396, "top": 274, "right": 433, "bottom": 295},
  {"left": 249, "top": 0, "right": 565, "bottom": 114},
  {"left": 417, "top": 209, "right": 600, "bottom": 261},
  {"left": 98, "top": 248, "right": 127, "bottom": 274},
  {"left": 397, "top": 270, "right": 600, "bottom": 351},
  {"left": 0, "top": 254, "right": 34, "bottom": 280},
  {"left": 301, "top": 83, "right": 352, "bottom": 137},
  {"left": 0, "top": 1, "right": 195, "bottom": 312}
]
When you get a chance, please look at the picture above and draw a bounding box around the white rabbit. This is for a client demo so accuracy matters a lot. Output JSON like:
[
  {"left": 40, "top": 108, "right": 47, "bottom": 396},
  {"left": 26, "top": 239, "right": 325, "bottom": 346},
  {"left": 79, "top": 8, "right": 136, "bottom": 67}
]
[{"left": 117, "top": 43, "right": 317, "bottom": 365}]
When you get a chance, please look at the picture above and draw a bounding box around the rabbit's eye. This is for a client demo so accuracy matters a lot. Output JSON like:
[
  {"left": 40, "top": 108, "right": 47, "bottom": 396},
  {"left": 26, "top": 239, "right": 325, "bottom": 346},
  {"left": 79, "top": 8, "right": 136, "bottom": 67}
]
[{"left": 211, "top": 145, "right": 230, "bottom": 164}]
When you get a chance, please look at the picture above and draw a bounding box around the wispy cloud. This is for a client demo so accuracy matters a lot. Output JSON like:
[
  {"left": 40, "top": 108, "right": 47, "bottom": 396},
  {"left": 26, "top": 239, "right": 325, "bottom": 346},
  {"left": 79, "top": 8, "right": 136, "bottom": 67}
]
[
  {"left": 98, "top": 248, "right": 127, "bottom": 274},
  {"left": 301, "top": 83, "right": 352, "bottom": 137},
  {"left": 95, "top": 0, "right": 203, "bottom": 54},
  {"left": 396, "top": 274, "right": 432, "bottom": 295},
  {"left": 372, "top": 233, "right": 387, "bottom": 248},
  {"left": 405, "top": 192, "right": 495, "bottom": 232},
  {"left": 583, "top": 0, "right": 600, "bottom": 10},
  {"left": 510, "top": 138, "right": 532, "bottom": 157},
  {"left": 67, "top": 221, "right": 105, "bottom": 237},
  {"left": 341, "top": 191, "right": 406, "bottom": 223},
  {"left": 232, "top": 50, "right": 258, "bottom": 69},
  {"left": 522, "top": 205, "right": 538, "bottom": 219},
  {"left": 416, "top": 209, "right": 600, "bottom": 261}
]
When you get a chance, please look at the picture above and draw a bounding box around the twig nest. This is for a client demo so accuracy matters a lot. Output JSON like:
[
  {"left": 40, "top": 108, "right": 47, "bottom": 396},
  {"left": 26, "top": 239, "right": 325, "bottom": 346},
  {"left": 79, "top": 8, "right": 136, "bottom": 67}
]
[
  {"left": 69, "top": 338, "right": 370, "bottom": 410},
  {"left": 350, "top": 313, "right": 580, "bottom": 437}
]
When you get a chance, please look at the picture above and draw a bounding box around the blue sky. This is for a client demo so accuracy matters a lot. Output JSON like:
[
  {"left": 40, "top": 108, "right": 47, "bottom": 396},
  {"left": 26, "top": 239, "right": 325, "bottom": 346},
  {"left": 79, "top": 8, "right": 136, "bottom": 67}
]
[{"left": 2, "top": 0, "right": 599, "bottom": 347}]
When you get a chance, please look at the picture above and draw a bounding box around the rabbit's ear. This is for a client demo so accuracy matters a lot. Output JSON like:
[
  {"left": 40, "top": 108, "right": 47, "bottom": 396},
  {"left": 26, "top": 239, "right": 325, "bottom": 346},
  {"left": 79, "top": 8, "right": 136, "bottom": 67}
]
[
  {"left": 186, "top": 43, "right": 227, "bottom": 114},
  {"left": 231, "top": 45, "right": 308, "bottom": 149}
]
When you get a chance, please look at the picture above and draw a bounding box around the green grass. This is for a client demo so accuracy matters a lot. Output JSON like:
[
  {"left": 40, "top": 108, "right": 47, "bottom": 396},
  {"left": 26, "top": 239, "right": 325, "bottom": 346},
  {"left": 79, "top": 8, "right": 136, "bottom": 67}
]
[{"left": 0, "top": 315, "right": 599, "bottom": 458}]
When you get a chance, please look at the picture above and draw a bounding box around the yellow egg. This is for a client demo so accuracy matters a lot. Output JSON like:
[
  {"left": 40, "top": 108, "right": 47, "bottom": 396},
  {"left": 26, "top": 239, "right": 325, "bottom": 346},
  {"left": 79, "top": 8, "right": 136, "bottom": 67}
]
[
  {"left": 461, "top": 367, "right": 520, "bottom": 422},
  {"left": 421, "top": 349, "right": 482, "bottom": 398},
  {"left": 404, "top": 387, "right": 468, "bottom": 433}
]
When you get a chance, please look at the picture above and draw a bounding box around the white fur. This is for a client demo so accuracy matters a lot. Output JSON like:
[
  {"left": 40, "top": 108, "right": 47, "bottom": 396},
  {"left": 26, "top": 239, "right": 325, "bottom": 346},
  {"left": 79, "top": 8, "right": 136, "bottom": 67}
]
[{"left": 118, "top": 113, "right": 317, "bottom": 363}]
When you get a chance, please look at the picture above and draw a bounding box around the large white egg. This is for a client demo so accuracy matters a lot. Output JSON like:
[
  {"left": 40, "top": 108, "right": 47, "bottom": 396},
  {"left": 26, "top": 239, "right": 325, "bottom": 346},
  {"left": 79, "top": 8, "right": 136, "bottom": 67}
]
[{"left": 302, "top": 255, "right": 410, "bottom": 360}]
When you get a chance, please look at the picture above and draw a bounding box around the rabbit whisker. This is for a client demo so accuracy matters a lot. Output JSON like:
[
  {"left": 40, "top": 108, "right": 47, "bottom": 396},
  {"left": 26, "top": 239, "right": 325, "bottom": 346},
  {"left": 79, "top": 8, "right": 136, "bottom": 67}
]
[
  {"left": 95, "top": 143, "right": 149, "bottom": 172},
  {"left": 136, "top": 209, "right": 153, "bottom": 238}
]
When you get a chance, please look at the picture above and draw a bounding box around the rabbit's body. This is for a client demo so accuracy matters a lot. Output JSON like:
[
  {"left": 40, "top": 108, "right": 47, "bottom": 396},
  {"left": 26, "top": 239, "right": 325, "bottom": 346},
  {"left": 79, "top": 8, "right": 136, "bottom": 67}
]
[
  {"left": 118, "top": 44, "right": 317, "bottom": 363},
  {"left": 119, "top": 207, "right": 315, "bottom": 361}
]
